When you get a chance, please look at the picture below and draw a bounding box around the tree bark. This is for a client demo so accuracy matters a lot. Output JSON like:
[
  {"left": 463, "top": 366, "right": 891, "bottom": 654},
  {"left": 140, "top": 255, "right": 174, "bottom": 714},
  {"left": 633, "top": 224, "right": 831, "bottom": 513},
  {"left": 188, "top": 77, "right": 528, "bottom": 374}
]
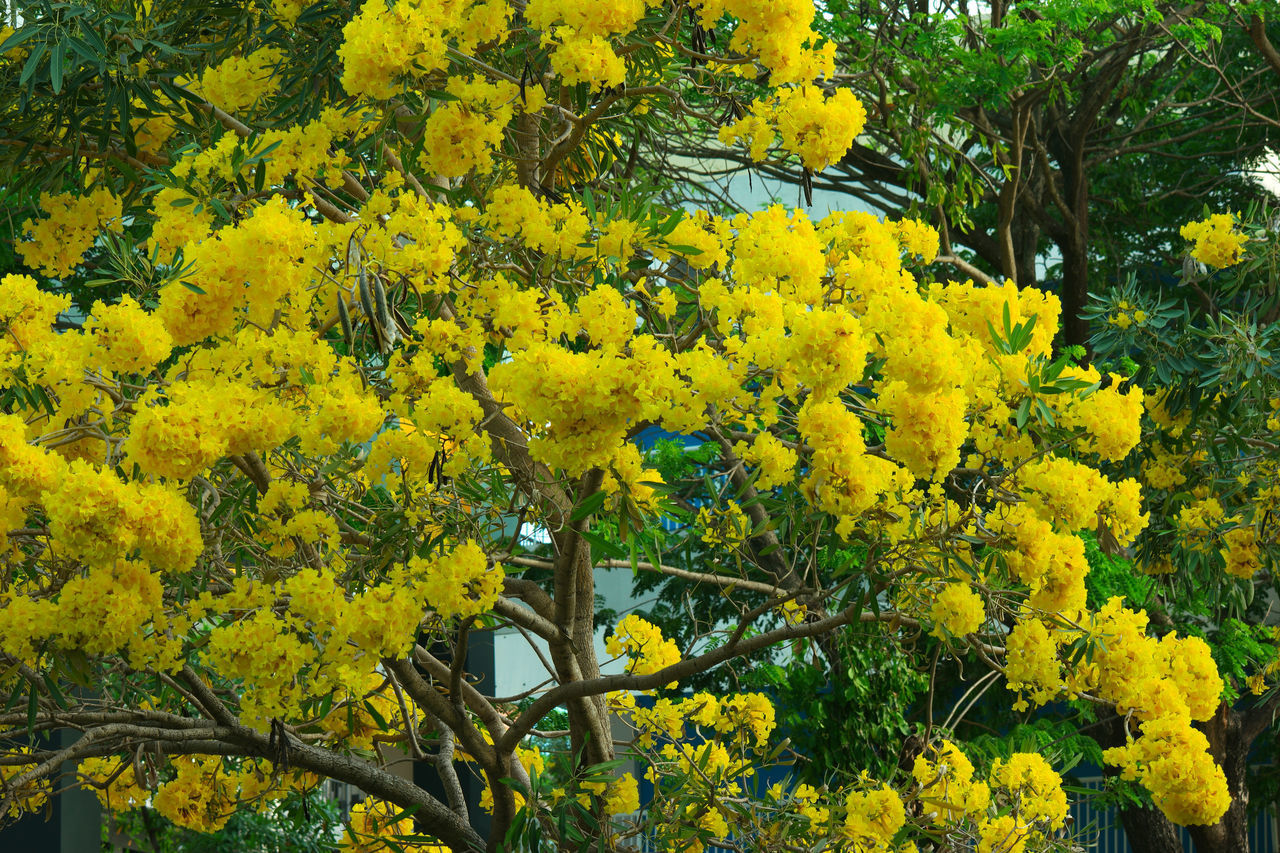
[
  {"left": 1186, "top": 703, "right": 1252, "bottom": 853},
  {"left": 1096, "top": 713, "right": 1186, "bottom": 853},
  {"left": 1097, "top": 702, "right": 1267, "bottom": 853},
  {"left": 1059, "top": 237, "right": 1092, "bottom": 350},
  {"left": 1115, "top": 802, "right": 1186, "bottom": 853},
  {"left": 1051, "top": 113, "right": 1094, "bottom": 351}
]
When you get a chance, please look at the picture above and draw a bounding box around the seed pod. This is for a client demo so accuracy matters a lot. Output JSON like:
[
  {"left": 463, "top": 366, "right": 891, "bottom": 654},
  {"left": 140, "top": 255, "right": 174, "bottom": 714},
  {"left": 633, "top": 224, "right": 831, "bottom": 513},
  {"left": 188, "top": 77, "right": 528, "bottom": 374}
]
[
  {"left": 357, "top": 267, "right": 378, "bottom": 326},
  {"left": 373, "top": 273, "right": 394, "bottom": 347},
  {"left": 336, "top": 291, "right": 353, "bottom": 347}
]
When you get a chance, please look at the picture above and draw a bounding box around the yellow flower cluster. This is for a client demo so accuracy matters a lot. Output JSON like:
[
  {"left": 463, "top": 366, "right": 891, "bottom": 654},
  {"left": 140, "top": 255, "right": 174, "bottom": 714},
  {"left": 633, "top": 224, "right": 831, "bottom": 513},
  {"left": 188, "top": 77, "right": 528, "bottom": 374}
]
[
  {"left": 57, "top": 558, "right": 164, "bottom": 656},
  {"left": 928, "top": 581, "right": 986, "bottom": 639},
  {"left": 1103, "top": 715, "right": 1231, "bottom": 825},
  {"left": 269, "top": 0, "right": 306, "bottom": 24},
  {"left": 605, "top": 614, "right": 681, "bottom": 677},
  {"left": 697, "top": 500, "right": 749, "bottom": 547},
  {"left": 40, "top": 457, "right": 203, "bottom": 573},
  {"left": 18, "top": 188, "right": 122, "bottom": 278},
  {"left": 840, "top": 784, "right": 905, "bottom": 850},
  {"left": 720, "top": 85, "right": 867, "bottom": 171},
  {"left": 1106, "top": 299, "right": 1148, "bottom": 330},
  {"left": 1062, "top": 370, "right": 1144, "bottom": 461},
  {"left": 880, "top": 380, "right": 969, "bottom": 480},
  {"left": 732, "top": 205, "right": 821, "bottom": 297},
  {"left": 913, "top": 741, "right": 1068, "bottom": 851},
  {"left": 601, "top": 443, "right": 667, "bottom": 514},
  {"left": 342, "top": 797, "right": 446, "bottom": 852},
  {"left": 797, "top": 396, "right": 898, "bottom": 531},
  {"left": 191, "top": 47, "right": 282, "bottom": 113},
  {"left": 912, "top": 740, "right": 990, "bottom": 824},
  {"left": 996, "top": 504, "right": 1091, "bottom": 617},
  {"left": 0, "top": 747, "right": 51, "bottom": 819},
  {"left": 0, "top": 273, "right": 68, "bottom": 372},
  {"left": 256, "top": 480, "right": 341, "bottom": 558},
  {"left": 155, "top": 196, "right": 320, "bottom": 345},
  {"left": 407, "top": 540, "right": 504, "bottom": 620},
  {"left": 423, "top": 77, "right": 516, "bottom": 177},
  {"left": 253, "top": 107, "right": 368, "bottom": 188},
  {"left": 1176, "top": 496, "right": 1227, "bottom": 554},
  {"left": 1003, "top": 619, "right": 1063, "bottom": 711},
  {"left": 1001, "top": 597, "right": 1228, "bottom": 826},
  {"left": 489, "top": 340, "right": 681, "bottom": 475},
  {"left": 484, "top": 185, "right": 592, "bottom": 258},
  {"left": 1221, "top": 524, "right": 1262, "bottom": 578},
  {"left": 694, "top": 0, "right": 836, "bottom": 84},
  {"left": 660, "top": 212, "right": 729, "bottom": 270},
  {"left": 87, "top": 296, "right": 173, "bottom": 375},
  {"left": 734, "top": 433, "right": 798, "bottom": 490},
  {"left": 1181, "top": 213, "right": 1246, "bottom": 268},
  {"left": 612, "top": 689, "right": 775, "bottom": 753},
  {"left": 580, "top": 771, "right": 641, "bottom": 815},
  {"left": 77, "top": 757, "right": 151, "bottom": 813},
  {"left": 1141, "top": 441, "right": 1188, "bottom": 491},
  {"left": 152, "top": 756, "right": 239, "bottom": 832},
  {"left": 526, "top": 0, "right": 657, "bottom": 91},
  {"left": 988, "top": 753, "right": 1068, "bottom": 829},
  {"left": 319, "top": 671, "right": 409, "bottom": 749},
  {"left": 892, "top": 219, "right": 940, "bottom": 262},
  {"left": 206, "top": 610, "right": 311, "bottom": 726},
  {"left": 339, "top": 0, "right": 509, "bottom": 100}
]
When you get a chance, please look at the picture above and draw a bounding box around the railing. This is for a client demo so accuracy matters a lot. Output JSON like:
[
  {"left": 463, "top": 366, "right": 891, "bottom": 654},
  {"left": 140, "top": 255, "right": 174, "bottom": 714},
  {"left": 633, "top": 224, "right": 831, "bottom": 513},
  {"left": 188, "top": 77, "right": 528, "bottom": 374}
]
[{"left": 1070, "top": 776, "right": 1278, "bottom": 853}]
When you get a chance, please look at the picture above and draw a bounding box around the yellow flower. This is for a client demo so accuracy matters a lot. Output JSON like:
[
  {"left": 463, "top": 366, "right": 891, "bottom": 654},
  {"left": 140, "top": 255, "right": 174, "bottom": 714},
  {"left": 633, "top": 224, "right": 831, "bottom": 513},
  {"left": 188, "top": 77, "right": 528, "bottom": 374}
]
[{"left": 1181, "top": 213, "right": 1246, "bottom": 268}]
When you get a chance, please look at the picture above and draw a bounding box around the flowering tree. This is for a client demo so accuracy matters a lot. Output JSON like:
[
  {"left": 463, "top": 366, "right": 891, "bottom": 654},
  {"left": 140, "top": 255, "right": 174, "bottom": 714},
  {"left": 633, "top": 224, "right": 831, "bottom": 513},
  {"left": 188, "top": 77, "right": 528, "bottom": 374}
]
[
  {"left": 0, "top": 1, "right": 1241, "bottom": 851},
  {"left": 1072, "top": 211, "right": 1280, "bottom": 853}
]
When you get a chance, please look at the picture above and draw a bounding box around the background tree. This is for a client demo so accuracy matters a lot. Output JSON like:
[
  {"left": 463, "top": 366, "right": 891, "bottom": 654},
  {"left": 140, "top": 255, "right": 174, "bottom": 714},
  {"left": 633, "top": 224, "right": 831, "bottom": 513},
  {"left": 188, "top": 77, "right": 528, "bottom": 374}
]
[
  {"left": 1059, "top": 211, "right": 1280, "bottom": 853},
  {"left": 651, "top": 0, "right": 1280, "bottom": 347}
]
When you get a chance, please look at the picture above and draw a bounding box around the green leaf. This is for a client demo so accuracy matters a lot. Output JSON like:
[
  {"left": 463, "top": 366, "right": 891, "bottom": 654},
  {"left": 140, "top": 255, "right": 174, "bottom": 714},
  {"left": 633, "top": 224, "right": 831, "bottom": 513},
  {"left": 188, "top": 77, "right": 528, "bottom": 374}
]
[
  {"left": 1034, "top": 397, "right": 1056, "bottom": 426},
  {"left": 20, "top": 41, "right": 47, "bottom": 88},
  {"left": 78, "top": 24, "right": 107, "bottom": 58},
  {"left": 1015, "top": 396, "right": 1032, "bottom": 429},
  {"left": 49, "top": 40, "right": 64, "bottom": 93},
  {"left": 578, "top": 528, "right": 625, "bottom": 560},
  {"left": 570, "top": 489, "right": 608, "bottom": 523},
  {"left": 362, "top": 699, "right": 390, "bottom": 731},
  {"left": 0, "top": 27, "right": 36, "bottom": 54},
  {"left": 61, "top": 650, "right": 94, "bottom": 689}
]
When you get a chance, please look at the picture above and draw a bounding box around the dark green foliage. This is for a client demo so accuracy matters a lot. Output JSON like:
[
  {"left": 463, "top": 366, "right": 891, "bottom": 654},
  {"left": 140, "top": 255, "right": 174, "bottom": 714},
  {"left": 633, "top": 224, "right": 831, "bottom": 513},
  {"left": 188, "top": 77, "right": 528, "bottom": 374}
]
[
  {"left": 1081, "top": 531, "right": 1152, "bottom": 613},
  {"left": 748, "top": 625, "right": 927, "bottom": 785}
]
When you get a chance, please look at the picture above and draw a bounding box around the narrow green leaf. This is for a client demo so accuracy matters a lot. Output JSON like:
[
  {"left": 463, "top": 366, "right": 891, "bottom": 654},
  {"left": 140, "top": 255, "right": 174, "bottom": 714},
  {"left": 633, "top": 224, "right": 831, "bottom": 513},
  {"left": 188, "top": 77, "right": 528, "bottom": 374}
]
[
  {"left": 49, "top": 41, "right": 64, "bottom": 93},
  {"left": 0, "top": 27, "right": 36, "bottom": 54},
  {"left": 1015, "top": 396, "right": 1031, "bottom": 429},
  {"left": 570, "top": 489, "right": 608, "bottom": 523},
  {"left": 20, "top": 41, "right": 47, "bottom": 88},
  {"left": 78, "top": 24, "right": 107, "bottom": 58}
]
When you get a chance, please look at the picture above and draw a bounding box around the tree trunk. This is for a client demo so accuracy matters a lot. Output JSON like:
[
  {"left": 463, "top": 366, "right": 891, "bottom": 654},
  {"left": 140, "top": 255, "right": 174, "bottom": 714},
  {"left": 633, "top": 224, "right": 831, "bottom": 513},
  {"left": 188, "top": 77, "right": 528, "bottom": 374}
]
[
  {"left": 1115, "top": 802, "right": 1186, "bottom": 853},
  {"left": 1059, "top": 237, "right": 1091, "bottom": 349},
  {"left": 1046, "top": 106, "right": 1094, "bottom": 351},
  {"left": 1097, "top": 713, "right": 1186, "bottom": 853},
  {"left": 1096, "top": 705, "right": 1258, "bottom": 853},
  {"left": 1186, "top": 703, "right": 1252, "bottom": 853},
  {"left": 1013, "top": 217, "right": 1039, "bottom": 290}
]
